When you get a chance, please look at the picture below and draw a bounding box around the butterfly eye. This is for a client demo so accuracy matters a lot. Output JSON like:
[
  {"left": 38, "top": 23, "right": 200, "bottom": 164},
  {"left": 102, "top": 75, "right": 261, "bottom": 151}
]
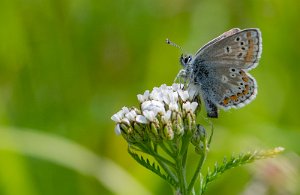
[
  {"left": 184, "top": 56, "right": 192, "bottom": 63},
  {"left": 180, "top": 54, "right": 192, "bottom": 67}
]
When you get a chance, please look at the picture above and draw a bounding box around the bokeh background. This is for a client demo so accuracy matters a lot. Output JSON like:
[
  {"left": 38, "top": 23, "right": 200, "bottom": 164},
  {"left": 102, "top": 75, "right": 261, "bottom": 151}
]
[{"left": 0, "top": 0, "right": 299, "bottom": 194}]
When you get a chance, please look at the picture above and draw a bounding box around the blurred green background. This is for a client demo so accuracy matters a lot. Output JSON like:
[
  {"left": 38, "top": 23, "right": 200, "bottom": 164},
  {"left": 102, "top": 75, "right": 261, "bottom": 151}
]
[{"left": 0, "top": 0, "right": 299, "bottom": 194}]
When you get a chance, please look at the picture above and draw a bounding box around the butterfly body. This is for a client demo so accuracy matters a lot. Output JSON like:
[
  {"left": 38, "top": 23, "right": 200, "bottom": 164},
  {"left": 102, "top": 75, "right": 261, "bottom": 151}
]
[{"left": 179, "top": 28, "right": 262, "bottom": 118}]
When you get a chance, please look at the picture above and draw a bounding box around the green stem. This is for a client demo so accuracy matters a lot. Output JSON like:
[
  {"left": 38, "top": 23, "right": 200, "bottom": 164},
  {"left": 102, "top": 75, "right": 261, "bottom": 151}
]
[
  {"left": 180, "top": 134, "right": 191, "bottom": 169},
  {"left": 176, "top": 155, "right": 187, "bottom": 195},
  {"left": 144, "top": 143, "right": 178, "bottom": 185},
  {"left": 175, "top": 133, "right": 192, "bottom": 195},
  {"left": 155, "top": 155, "right": 178, "bottom": 185},
  {"left": 138, "top": 144, "right": 175, "bottom": 169},
  {"left": 140, "top": 143, "right": 174, "bottom": 167},
  {"left": 155, "top": 153, "right": 176, "bottom": 168},
  {"left": 182, "top": 149, "right": 188, "bottom": 170},
  {"left": 208, "top": 123, "right": 214, "bottom": 147},
  {"left": 187, "top": 141, "right": 208, "bottom": 194},
  {"left": 180, "top": 134, "right": 191, "bottom": 156}
]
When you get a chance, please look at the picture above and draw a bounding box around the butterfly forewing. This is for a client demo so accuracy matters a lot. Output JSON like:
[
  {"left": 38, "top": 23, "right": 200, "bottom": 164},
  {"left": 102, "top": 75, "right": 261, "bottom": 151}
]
[
  {"left": 195, "top": 28, "right": 241, "bottom": 54},
  {"left": 195, "top": 28, "right": 262, "bottom": 70}
]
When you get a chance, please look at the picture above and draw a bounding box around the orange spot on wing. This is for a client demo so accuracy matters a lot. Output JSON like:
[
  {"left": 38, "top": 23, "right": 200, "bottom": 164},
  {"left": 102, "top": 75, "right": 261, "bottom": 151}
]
[
  {"left": 242, "top": 85, "right": 249, "bottom": 95},
  {"left": 230, "top": 95, "right": 238, "bottom": 102},
  {"left": 245, "top": 32, "right": 254, "bottom": 62},
  {"left": 242, "top": 76, "right": 249, "bottom": 82},
  {"left": 239, "top": 70, "right": 246, "bottom": 76},
  {"left": 223, "top": 97, "right": 230, "bottom": 105}
]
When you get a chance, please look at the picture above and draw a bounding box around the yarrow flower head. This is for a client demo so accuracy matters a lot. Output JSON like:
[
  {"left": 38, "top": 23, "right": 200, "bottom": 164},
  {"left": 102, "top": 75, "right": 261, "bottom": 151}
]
[
  {"left": 111, "top": 84, "right": 201, "bottom": 144},
  {"left": 111, "top": 83, "right": 284, "bottom": 195}
]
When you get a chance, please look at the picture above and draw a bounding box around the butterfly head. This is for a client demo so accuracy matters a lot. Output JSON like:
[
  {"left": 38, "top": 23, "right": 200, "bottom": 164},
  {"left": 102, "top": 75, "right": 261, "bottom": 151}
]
[{"left": 180, "top": 54, "right": 192, "bottom": 67}]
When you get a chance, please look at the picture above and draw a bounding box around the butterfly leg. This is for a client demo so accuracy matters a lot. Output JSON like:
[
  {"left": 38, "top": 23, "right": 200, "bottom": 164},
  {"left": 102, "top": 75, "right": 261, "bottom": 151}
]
[
  {"left": 174, "top": 69, "right": 191, "bottom": 89},
  {"left": 174, "top": 69, "right": 186, "bottom": 82}
]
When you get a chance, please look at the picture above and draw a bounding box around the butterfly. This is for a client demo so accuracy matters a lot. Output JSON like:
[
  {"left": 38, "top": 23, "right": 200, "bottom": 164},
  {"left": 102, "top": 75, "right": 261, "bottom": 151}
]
[{"left": 175, "top": 28, "right": 262, "bottom": 118}]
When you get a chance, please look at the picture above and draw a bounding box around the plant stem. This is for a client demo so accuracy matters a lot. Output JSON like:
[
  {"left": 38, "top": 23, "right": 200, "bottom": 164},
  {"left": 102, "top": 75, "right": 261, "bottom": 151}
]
[
  {"left": 176, "top": 155, "right": 187, "bottom": 195},
  {"left": 180, "top": 134, "right": 190, "bottom": 169},
  {"left": 180, "top": 134, "right": 191, "bottom": 157},
  {"left": 155, "top": 155, "right": 178, "bottom": 184},
  {"left": 187, "top": 140, "right": 207, "bottom": 194},
  {"left": 174, "top": 133, "right": 193, "bottom": 195},
  {"left": 136, "top": 142, "right": 178, "bottom": 184}
]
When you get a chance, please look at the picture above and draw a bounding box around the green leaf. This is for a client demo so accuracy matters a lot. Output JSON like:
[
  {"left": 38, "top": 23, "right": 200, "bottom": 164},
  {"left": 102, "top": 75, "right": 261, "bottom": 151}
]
[
  {"left": 128, "top": 147, "right": 178, "bottom": 187},
  {"left": 200, "top": 147, "right": 284, "bottom": 194}
]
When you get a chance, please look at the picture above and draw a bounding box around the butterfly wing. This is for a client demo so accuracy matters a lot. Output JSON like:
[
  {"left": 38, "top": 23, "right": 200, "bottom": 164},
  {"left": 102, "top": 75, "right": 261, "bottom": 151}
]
[
  {"left": 189, "top": 28, "right": 262, "bottom": 117},
  {"left": 195, "top": 28, "right": 241, "bottom": 54},
  {"left": 195, "top": 28, "right": 262, "bottom": 70},
  {"left": 211, "top": 68, "right": 257, "bottom": 109}
]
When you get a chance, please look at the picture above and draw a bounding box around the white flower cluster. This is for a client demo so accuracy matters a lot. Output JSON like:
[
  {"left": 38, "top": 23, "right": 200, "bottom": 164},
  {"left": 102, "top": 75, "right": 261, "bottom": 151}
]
[{"left": 111, "top": 84, "right": 199, "bottom": 141}]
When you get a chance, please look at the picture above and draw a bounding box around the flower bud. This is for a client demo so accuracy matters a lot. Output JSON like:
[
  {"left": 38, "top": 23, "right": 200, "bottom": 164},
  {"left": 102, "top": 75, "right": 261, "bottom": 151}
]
[
  {"left": 149, "top": 122, "right": 161, "bottom": 142},
  {"left": 133, "top": 122, "right": 145, "bottom": 139},
  {"left": 174, "top": 112, "right": 184, "bottom": 135},
  {"left": 191, "top": 125, "right": 206, "bottom": 147},
  {"left": 120, "top": 123, "right": 130, "bottom": 134},
  {"left": 163, "top": 123, "right": 174, "bottom": 140}
]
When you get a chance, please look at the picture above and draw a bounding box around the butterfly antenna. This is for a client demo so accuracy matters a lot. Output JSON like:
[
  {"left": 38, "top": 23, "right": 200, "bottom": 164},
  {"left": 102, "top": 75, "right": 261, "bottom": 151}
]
[{"left": 166, "top": 38, "right": 184, "bottom": 53}]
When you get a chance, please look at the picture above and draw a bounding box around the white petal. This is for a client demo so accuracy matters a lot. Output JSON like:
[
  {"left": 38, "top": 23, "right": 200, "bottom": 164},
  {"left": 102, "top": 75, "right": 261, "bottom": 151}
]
[
  {"left": 165, "top": 110, "right": 172, "bottom": 120},
  {"left": 162, "top": 110, "right": 172, "bottom": 123},
  {"left": 136, "top": 115, "right": 149, "bottom": 124},
  {"left": 167, "top": 91, "right": 177, "bottom": 104},
  {"left": 125, "top": 110, "right": 137, "bottom": 121},
  {"left": 152, "top": 106, "right": 165, "bottom": 115},
  {"left": 172, "top": 83, "right": 180, "bottom": 91},
  {"left": 116, "top": 109, "right": 125, "bottom": 118},
  {"left": 182, "top": 102, "right": 191, "bottom": 112},
  {"left": 188, "top": 85, "right": 198, "bottom": 100},
  {"left": 151, "top": 100, "right": 164, "bottom": 108},
  {"left": 143, "top": 90, "right": 150, "bottom": 99},
  {"left": 137, "top": 90, "right": 151, "bottom": 103},
  {"left": 150, "top": 87, "right": 159, "bottom": 96},
  {"left": 114, "top": 124, "right": 121, "bottom": 135},
  {"left": 190, "top": 102, "right": 198, "bottom": 113},
  {"left": 178, "top": 90, "right": 189, "bottom": 101},
  {"left": 137, "top": 94, "right": 144, "bottom": 103},
  {"left": 121, "top": 118, "right": 131, "bottom": 125},
  {"left": 142, "top": 100, "right": 165, "bottom": 113},
  {"left": 172, "top": 91, "right": 179, "bottom": 102},
  {"left": 160, "top": 84, "right": 167, "bottom": 91},
  {"left": 143, "top": 110, "right": 157, "bottom": 122},
  {"left": 150, "top": 90, "right": 159, "bottom": 101},
  {"left": 111, "top": 112, "right": 122, "bottom": 123},
  {"left": 121, "top": 107, "right": 130, "bottom": 114},
  {"left": 157, "top": 92, "right": 164, "bottom": 102},
  {"left": 169, "top": 102, "right": 179, "bottom": 112},
  {"left": 141, "top": 101, "right": 152, "bottom": 110},
  {"left": 162, "top": 93, "right": 170, "bottom": 105}
]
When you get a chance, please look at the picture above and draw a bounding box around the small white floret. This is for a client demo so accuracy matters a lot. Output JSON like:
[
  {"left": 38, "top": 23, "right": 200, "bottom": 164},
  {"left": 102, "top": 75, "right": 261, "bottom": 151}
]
[
  {"left": 136, "top": 115, "right": 149, "bottom": 124},
  {"left": 114, "top": 124, "right": 121, "bottom": 135},
  {"left": 143, "top": 110, "right": 157, "bottom": 122},
  {"left": 161, "top": 110, "right": 172, "bottom": 123},
  {"left": 190, "top": 102, "right": 198, "bottom": 113},
  {"left": 125, "top": 110, "right": 137, "bottom": 121}
]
